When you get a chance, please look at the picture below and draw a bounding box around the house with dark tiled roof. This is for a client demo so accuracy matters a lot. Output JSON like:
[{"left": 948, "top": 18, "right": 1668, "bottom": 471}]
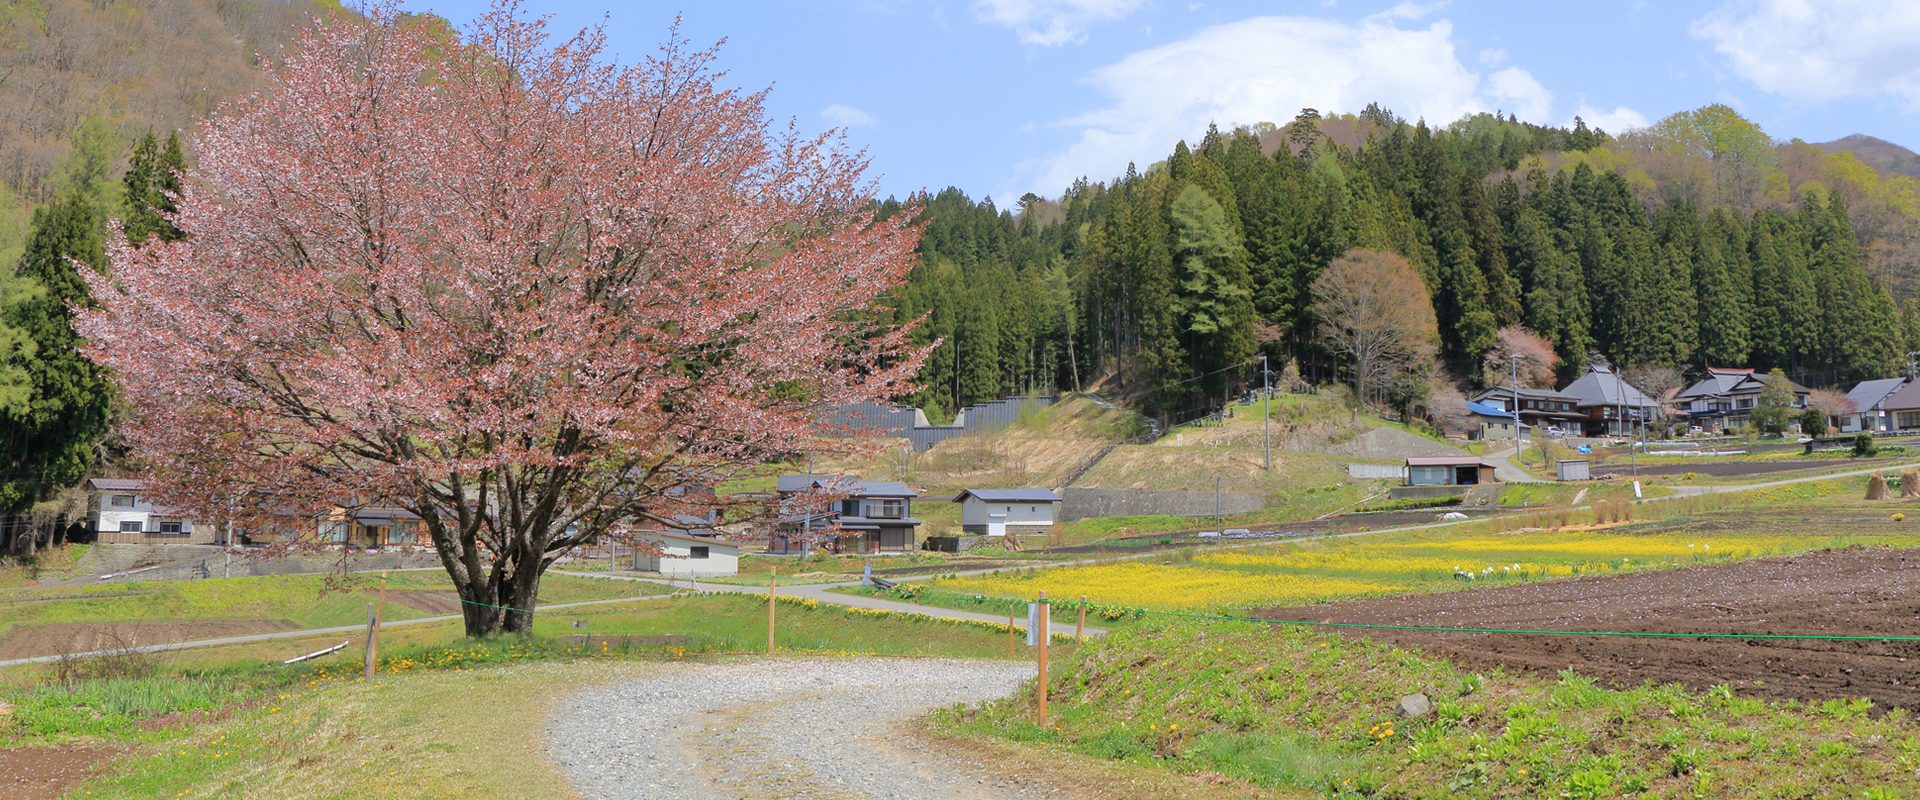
[
  {"left": 770, "top": 475, "right": 920, "bottom": 554},
  {"left": 1559, "top": 366, "right": 1664, "bottom": 437},
  {"left": 1674, "top": 368, "right": 1809, "bottom": 433}
]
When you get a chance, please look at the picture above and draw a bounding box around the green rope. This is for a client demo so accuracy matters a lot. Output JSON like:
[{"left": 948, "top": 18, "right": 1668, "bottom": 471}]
[{"left": 885, "top": 587, "right": 1920, "bottom": 644}]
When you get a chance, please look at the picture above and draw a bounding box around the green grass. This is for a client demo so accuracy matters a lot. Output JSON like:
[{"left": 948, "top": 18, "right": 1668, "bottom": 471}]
[
  {"left": 0, "top": 571, "right": 669, "bottom": 638},
  {"left": 939, "top": 617, "right": 1920, "bottom": 799}
]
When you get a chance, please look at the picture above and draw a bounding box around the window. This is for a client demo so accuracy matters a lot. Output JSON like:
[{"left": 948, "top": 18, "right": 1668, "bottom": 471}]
[
  {"left": 841, "top": 499, "right": 860, "bottom": 516},
  {"left": 110, "top": 494, "right": 134, "bottom": 508},
  {"left": 689, "top": 546, "right": 710, "bottom": 559},
  {"left": 322, "top": 521, "right": 350, "bottom": 543},
  {"left": 388, "top": 524, "right": 416, "bottom": 544},
  {"left": 119, "top": 521, "right": 143, "bottom": 533},
  {"left": 158, "top": 521, "right": 183, "bottom": 535},
  {"left": 874, "top": 499, "right": 903, "bottom": 518}
]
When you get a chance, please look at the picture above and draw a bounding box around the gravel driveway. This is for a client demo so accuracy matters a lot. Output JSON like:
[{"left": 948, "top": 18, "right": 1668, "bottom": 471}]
[{"left": 547, "top": 658, "right": 1047, "bottom": 800}]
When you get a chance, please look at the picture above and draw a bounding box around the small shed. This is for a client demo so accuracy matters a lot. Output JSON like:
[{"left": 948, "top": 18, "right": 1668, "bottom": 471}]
[
  {"left": 1405, "top": 456, "right": 1501, "bottom": 487},
  {"left": 636, "top": 530, "right": 740, "bottom": 578},
  {"left": 1556, "top": 459, "right": 1591, "bottom": 481},
  {"left": 953, "top": 488, "right": 1062, "bottom": 537}
]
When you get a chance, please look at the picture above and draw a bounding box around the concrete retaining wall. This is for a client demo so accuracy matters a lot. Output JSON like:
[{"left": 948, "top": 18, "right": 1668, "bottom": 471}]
[
  {"left": 1060, "top": 488, "right": 1264, "bottom": 521},
  {"left": 1345, "top": 463, "right": 1406, "bottom": 480}
]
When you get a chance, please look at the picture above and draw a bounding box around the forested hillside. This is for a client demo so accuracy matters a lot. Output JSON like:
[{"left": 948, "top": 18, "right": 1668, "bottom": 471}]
[
  {"left": 885, "top": 105, "right": 1920, "bottom": 423},
  {"left": 0, "top": 0, "right": 335, "bottom": 263}
]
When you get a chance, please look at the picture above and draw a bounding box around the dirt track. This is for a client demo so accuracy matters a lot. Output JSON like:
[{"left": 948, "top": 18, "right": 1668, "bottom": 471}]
[
  {"left": 1591, "top": 457, "right": 1895, "bottom": 479},
  {"left": 1255, "top": 547, "right": 1920, "bottom": 709},
  {"left": 0, "top": 620, "right": 300, "bottom": 661}
]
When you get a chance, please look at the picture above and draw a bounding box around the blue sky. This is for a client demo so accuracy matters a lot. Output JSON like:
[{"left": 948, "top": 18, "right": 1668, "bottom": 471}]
[{"left": 409, "top": 1, "right": 1920, "bottom": 203}]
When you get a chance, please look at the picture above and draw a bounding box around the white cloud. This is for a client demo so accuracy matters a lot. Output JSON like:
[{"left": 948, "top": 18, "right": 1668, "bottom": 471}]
[
  {"left": 1487, "top": 67, "right": 1551, "bottom": 122},
  {"left": 822, "top": 104, "right": 877, "bottom": 128},
  {"left": 1690, "top": 0, "right": 1920, "bottom": 109},
  {"left": 1567, "top": 105, "right": 1649, "bottom": 134},
  {"left": 1478, "top": 47, "right": 1506, "bottom": 67},
  {"left": 1008, "top": 10, "right": 1554, "bottom": 196},
  {"left": 974, "top": 0, "right": 1151, "bottom": 46}
]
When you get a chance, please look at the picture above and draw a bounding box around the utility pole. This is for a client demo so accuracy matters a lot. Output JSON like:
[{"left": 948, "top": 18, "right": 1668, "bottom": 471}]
[
  {"left": 1261, "top": 355, "right": 1271, "bottom": 472},
  {"left": 1509, "top": 354, "right": 1524, "bottom": 469}
]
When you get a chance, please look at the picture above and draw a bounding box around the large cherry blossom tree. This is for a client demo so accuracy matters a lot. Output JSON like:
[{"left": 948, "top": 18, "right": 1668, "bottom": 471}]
[{"left": 76, "top": 4, "right": 925, "bottom": 636}]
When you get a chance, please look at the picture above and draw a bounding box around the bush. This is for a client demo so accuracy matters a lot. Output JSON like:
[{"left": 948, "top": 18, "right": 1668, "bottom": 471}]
[
  {"left": 1853, "top": 433, "right": 1878, "bottom": 458},
  {"left": 1800, "top": 409, "right": 1827, "bottom": 438}
]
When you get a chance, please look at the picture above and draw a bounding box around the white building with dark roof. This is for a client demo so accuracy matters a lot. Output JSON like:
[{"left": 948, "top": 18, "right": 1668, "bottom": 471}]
[
  {"left": 84, "top": 478, "right": 213, "bottom": 544},
  {"left": 1840, "top": 378, "right": 1907, "bottom": 432},
  {"left": 952, "top": 488, "right": 1062, "bottom": 537}
]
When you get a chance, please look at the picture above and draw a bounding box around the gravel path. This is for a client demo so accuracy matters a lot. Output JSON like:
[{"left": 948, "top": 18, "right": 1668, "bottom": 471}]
[{"left": 548, "top": 658, "right": 1047, "bottom": 800}]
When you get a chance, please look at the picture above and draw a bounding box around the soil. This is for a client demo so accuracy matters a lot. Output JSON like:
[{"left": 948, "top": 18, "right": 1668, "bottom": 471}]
[
  {"left": 1591, "top": 457, "right": 1890, "bottom": 479},
  {"left": 0, "top": 746, "right": 124, "bottom": 800},
  {"left": 1254, "top": 547, "right": 1920, "bottom": 709},
  {"left": 0, "top": 619, "right": 301, "bottom": 661},
  {"left": 383, "top": 590, "right": 464, "bottom": 615}
]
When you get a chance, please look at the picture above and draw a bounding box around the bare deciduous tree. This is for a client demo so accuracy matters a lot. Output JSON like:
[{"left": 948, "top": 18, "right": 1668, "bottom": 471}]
[{"left": 1310, "top": 250, "right": 1437, "bottom": 405}]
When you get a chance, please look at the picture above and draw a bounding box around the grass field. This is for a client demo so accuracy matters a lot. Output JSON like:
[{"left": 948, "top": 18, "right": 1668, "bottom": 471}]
[
  {"left": 0, "top": 570, "right": 671, "bottom": 640},
  {"left": 940, "top": 617, "right": 1920, "bottom": 799}
]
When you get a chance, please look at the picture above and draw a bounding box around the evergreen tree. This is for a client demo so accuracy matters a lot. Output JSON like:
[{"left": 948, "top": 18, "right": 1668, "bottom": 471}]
[
  {"left": 122, "top": 130, "right": 187, "bottom": 244},
  {"left": 1170, "top": 184, "right": 1254, "bottom": 400},
  {"left": 0, "top": 192, "right": 113, "bottom": 513}
]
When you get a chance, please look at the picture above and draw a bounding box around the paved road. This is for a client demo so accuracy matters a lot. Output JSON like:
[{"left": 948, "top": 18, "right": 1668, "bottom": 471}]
[{"left": 550, "top": 571, "right": 1109, "bottom": 638}]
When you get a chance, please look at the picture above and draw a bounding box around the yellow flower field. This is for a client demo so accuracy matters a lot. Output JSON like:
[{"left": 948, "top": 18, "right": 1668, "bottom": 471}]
[
  {"left": 930, "top": 529, "right": 1908, "bottom": 612},
  {"left": 936, "top": 562, "right": 1401, "bottom": 610}
]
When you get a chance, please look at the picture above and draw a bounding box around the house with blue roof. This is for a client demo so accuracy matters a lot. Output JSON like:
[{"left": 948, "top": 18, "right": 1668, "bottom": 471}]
[{"left": 952, "top": 488, "right": 1062, "bottom": 538}]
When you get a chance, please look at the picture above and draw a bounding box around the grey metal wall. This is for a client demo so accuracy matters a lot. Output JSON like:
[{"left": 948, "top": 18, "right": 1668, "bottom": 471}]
[{"left": 825, "top": 396, "right": 1057, "bottom": 452}]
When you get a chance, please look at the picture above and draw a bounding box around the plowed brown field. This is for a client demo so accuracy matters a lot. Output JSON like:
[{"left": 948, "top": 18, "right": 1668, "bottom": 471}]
[{"left": 1255, "top": 547, "right": 1920, "bottom": 708}]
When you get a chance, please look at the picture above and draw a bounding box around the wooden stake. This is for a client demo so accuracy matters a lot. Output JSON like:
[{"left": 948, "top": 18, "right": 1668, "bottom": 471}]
[
  {"left": 361, "top": 603, "right": 375, "bottom": 678},
  {"left": 366, "top": 571, "right": 389, "bottom": 679},
  {"left": 1037, "top": 591, "right": 1049, "bottom": 725},
  {"left": 1008, "top": 605, "right": 1017, "bottom": 659},
  {"left": 1076, "top": 594, "right": 1087, "bottom": 640},
  {"left": 767, "top": 568, "right": 777, "bottom": 655}
]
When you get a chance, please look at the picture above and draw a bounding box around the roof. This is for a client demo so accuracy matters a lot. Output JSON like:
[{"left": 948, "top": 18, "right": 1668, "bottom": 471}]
[
  {"left": 1846, "top": 378, "right": 1908, "bottom": 412},
  {"left": 642, "top": 529, "right": 745, "bottom": 549},
  {"left": 774, "top": 474, "right": 918, "bottom": 498},
  {"left": 1882, "top": 380, "right": 1920, "bottom": 411},
  {"left": 1405, "top": 456, "right": 1499, "bottom": 467},
  {"left": 1469, "top": 386, "right": 1579, "bottom": 403},
  {"left": 953, "top": 488, "right": 1062, "bottom": 503},
  {"left": 86, "top": 478, "right": 147, "bottom": 491},
  {"left": 1464, "top": 401, "right": 1517, "bottom": 418},
  {"left": 352, "top": 508, "right": 423, "bottom": 524},
  {"left": 1560, "top": 366, "right": 1660, "bottom": 409}
]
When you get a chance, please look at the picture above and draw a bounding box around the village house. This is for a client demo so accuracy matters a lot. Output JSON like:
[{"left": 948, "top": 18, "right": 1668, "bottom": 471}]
[
  {"left": 635, "top": 529, "right": 741, "bottom": 577},
  {"left": 952, "top": 488, "right": 1061, "bottom": 537},
  {"left": 1467, "top": 386, "right": 1586, "bottom": 437},
  {"left": 1560, "top": 365, "right": 1664, "bottom": 437},
  {"left": 1463, "top": 400, "right": 1527, "bottom": 441},
  {"left": 1839, "top": 378, "right": 1907, "bottom": 433},
  {"left": 769, "top": 475, "right": 920, "bottom": 554},
  {"left": 84, "top": 478, "right": 214, "bottom": 545},
  {"left": 1674, "top": 368, "right": 1810, "bottom": 433},
  {"left": 1404, "top": 456, "right": 1504, "bottom": 487}
]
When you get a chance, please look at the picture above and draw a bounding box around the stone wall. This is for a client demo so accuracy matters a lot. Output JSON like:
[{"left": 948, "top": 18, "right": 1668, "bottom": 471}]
[{"left": 1059, "top": 488, "right": 1263, "bottom": 521}]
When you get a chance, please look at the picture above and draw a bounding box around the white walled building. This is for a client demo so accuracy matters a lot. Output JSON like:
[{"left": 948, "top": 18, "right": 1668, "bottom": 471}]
[
  {"left": 953, "top": 488, "right": 1062, "bottom": 537},
  {"left": 637, "top": 530, "right": 740, "bottom": 578},
  {"left": 84, "top": 478, "right": 214, "bottom": 545}
]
